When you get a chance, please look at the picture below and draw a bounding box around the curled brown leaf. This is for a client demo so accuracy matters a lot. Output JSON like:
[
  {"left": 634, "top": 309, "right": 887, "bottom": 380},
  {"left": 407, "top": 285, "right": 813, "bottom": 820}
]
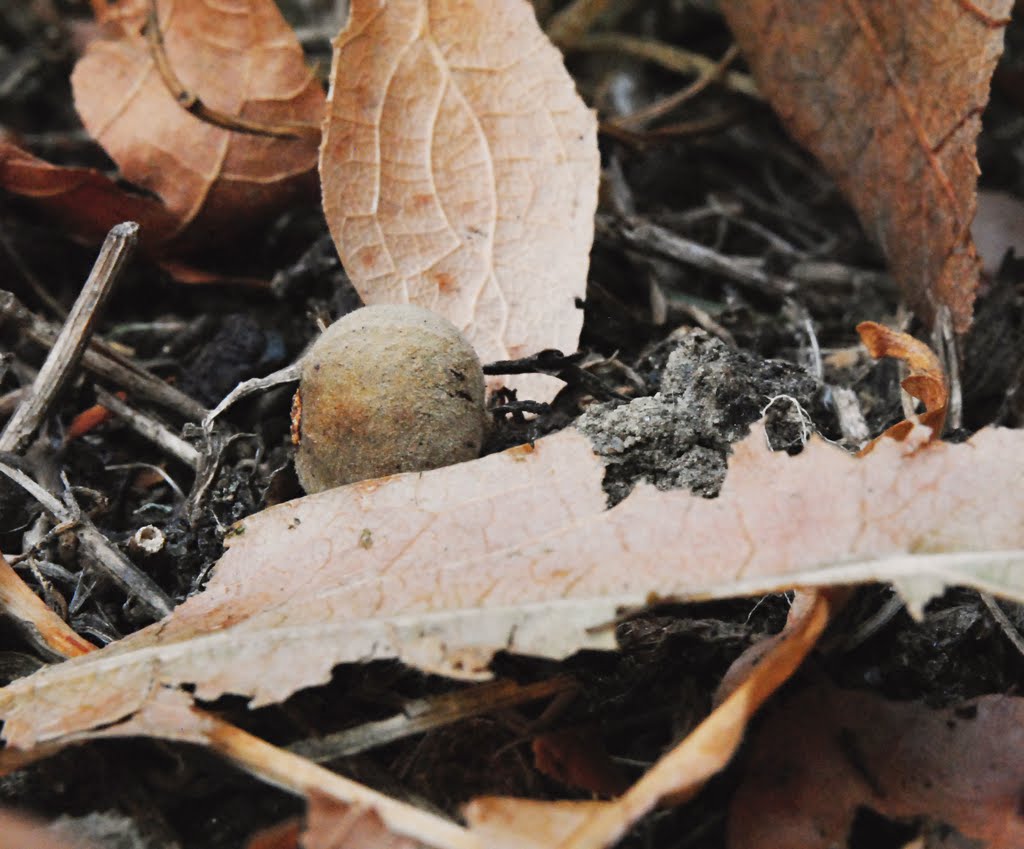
[
  {"left": 857, "top": 320, "right": 948, "bottom": 449},
  {"left": 69, "top": 0, "right": 324, "bottom": 253}
]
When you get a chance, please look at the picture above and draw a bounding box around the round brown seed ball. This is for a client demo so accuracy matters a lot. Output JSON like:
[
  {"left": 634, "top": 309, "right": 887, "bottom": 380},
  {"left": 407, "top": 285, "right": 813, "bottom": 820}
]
[{"left": 293, "top": 305, "right": 487, "bottom": 492}]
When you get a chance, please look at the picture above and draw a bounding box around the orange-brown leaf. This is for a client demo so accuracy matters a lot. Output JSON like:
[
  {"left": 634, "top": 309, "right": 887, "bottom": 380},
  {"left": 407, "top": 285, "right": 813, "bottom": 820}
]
[
  {"left": 728, "top": 683, "right": 1024, "bottom": 849},
  {"left": 244, "top": 819, "right": 302, "bottom": 849},
  {"left": 319, "top": 0, "right": 599, "bottom": 400},
  {"left": 70, "top": 0, "right": 324, "bottom": 253},
  {"left": 0, "top": 141, "right": 178, "bottom": 248},
  {"left": 719, "top": 0, "right": 1012, "bottom": 332},
  {"left": 857, "top": 320, "right": 948, "bottom": 448},
  {"left": 532, "top": 729, "right": 631, "bottom": 798}
]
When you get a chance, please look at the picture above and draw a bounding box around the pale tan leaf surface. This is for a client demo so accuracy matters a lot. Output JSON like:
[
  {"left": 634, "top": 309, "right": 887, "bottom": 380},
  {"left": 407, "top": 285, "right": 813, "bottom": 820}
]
[
  {"left": 319, "top": 0, "right": 599, "bottom": 401},
  {"left": 719, "top": 0, "right": 1012, "bottom": 331},
  {"left": 465, "top": 592, "right": 831, "bottom": 849},
  {"left": 71, "top": 0, "right": 324, "bottom": 252},
  {"left": 0, "top": 809, "right": 99, "bottom": 849},
  {"left": 728, "top": 682, "right": 1024, "bottom": 849},
  {"left": 302, "top": 791, "right": 427, "bottom": 849},
  {"left": 2, "top": 424, "right": 1023, "bottom": 756}
]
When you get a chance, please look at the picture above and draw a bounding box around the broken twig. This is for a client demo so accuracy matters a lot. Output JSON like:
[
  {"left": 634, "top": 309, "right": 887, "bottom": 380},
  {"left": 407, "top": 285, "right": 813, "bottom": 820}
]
[
  {"left": 597, "top": 215, "right": 795, "bottom": 297},
  {"left": 0, "top": 289, "right": 209, "bottom": 422},
  {"left": 290, "top": 677, "right": 577, "bottom": 762},
  {"left": 0, "top": 461, "right": 173, "bottom": 619},
  {"left": 202, "top": 362, "right": 302, "bottom": 429},
  {"left": 0, "top": 222, "right": 138, "bottom": 454},
  {"left": 94, "top": 387, "right": 201, "bottom": 469}
]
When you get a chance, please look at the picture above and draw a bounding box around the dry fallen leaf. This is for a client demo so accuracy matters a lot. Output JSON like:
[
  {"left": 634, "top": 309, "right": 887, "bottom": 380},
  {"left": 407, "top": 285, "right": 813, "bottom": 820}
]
[
  {"left": 1, "top": 686, "right": 476, "bottom": 849},
  {"left": 0, "top": 141, "right": 178, "bottom": 249},
  {"left": 302, "top": 791, "right": 428, "bottom": 849},
  {"left": 856, "top": 320, "right": 948, "bottom": 448},
  {"left": 532, "top": 729, "right": 631, "bottom": 798},
  {"left": 728, "top": 682, "right": 1024, "bottom": 849},
  {"left": 319, "top": 0, "right": 599, "bottom": 400},
  {"left": 719, "top": 0, "right": 1012, "bottom": 332},
  {"left": 1, "top": 421, "right": 1022, "bottom": 758},
  {"left": 465, "top": 592, "right": 832, "bottom": 849},
  {"left": 245, "top": 819, "right": 303, "bottom": 849},
  {"left": 69, "top": 0, "right": 324, "bottom": 252}
]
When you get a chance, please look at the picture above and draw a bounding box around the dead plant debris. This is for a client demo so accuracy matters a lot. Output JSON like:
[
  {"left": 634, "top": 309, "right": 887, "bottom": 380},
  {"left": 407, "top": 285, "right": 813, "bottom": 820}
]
[{"left": 1, "top": 2, "right": 1024, "bottom": 849}]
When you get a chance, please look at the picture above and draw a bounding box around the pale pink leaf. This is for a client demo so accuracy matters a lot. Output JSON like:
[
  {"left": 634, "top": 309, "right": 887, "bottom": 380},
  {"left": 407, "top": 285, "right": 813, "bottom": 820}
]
[{"left": 1, "top": 423, "right": 1023, "bottom": 757}]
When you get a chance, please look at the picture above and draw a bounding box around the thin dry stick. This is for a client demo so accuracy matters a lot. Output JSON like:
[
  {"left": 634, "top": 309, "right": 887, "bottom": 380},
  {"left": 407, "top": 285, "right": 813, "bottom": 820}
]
[
  {"left": 0, "top": 666, "right": 471, "bottom": 848},
  {"left": 980, "top": 592, "right": 1024, "bottom": 658},
  {"left": 206, "top": 717, "right": 482, "bottom": 849},
  {"left": 831, "top": 386, "right": 871, "bottom": 449},
  {"left": 94, "top": 387, "right": 200, "bottom": 469},
  {"left": 786, "top": 260, "right": 893, "bottom": 292},
  {"left": 935, "top": 306, "right": 963, "bottom": 431},
  {"left": 290, "top": 677, "right": 577, "bottom": 762},
  {"left": 0, "top": 289, "right": 209, "bottom": 422},
  {"left": 546, "top": 0, "right": 616, "bottom": 48},
  {"left": 598, "top": 215, "right": 795, "bottom": 296},
  {"left": 574, "top": 33, "right": 760, "bottom": 99},
  {"left": 613, "top": 44, "right": 742, "bottom": 130},
  {"left": 203, "top": 362, "right": 301, "bottom": 428},
  {"left": 639, "top": 108, "right": 744, "bottom": 140},
  {"left": 144, "top": 0, "right": 319, "bottom": 141},
  {"left": 0, "top": 223, "right": 138, "bottom": 454},
  {"left": 0, "top": 461, "right": 173, "bottom": 619},
  {"left": 0, "top": 228, "right": 65, "bottom": 319},
  {"left": 0, "top": 387, "right": 26, "bottom": 419},
  {"left": 0, "top": 552, "right": 97, "bottom": 659}
]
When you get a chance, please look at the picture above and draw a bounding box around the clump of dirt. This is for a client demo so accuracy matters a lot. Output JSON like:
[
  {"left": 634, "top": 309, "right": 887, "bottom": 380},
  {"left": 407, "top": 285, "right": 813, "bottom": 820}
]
[{"left": 577, "top": 328, "right": 831, "bottom": 504}]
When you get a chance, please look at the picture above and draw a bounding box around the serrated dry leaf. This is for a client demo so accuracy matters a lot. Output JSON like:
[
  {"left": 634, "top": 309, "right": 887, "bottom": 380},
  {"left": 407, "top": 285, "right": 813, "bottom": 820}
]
[
  {"left": 464, "top": 592, "right": 831, "bottom": 849},
  {"left": 0, "top": 141, "right": 179, "bottom": 249},
  {"left": 2, "top": 421, "right": 1023, "bottom": 759},
  {"left": 69, "top": 0, "right": 324, "bottom": 252},
  {"left": 728, "top": 682, "right": 1024, "bottom": 849},
  {"left": 719, "top": 0, "right": 1012, "bottom": 332},
  {"left": 319, "top": 0, "right": 599, "bottom": 400}
]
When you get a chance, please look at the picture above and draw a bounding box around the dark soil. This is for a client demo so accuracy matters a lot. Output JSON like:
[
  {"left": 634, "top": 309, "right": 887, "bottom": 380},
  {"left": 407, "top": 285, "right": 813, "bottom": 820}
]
[{"left": 2, "top": 2, "right": 1024, "bottom": 848}]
